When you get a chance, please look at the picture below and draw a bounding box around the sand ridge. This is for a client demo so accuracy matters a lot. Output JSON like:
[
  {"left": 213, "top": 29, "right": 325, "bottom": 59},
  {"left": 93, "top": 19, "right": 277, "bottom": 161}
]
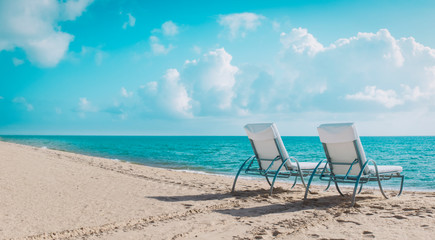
[{"left": 0, "top": 141, "right": 434, "bottom": 240}]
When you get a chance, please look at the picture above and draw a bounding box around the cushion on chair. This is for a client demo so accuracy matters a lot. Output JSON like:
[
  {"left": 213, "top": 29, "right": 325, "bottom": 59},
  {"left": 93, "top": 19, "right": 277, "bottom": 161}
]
[
  {"left": 368, "top": 165, "right": 403, "bottom": 174},
  {"left": 291, "top": 162, "right": 327, "bottom": 170}
]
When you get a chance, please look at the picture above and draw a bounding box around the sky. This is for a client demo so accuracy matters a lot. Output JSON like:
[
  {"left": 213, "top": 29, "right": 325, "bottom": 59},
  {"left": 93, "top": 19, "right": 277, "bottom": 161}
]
[{"left": 1, "top": 0, "right": 435, "bottom": 136}]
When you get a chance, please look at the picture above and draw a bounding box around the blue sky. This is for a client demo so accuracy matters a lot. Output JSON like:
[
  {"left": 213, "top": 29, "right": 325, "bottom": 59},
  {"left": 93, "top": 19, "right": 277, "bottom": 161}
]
[{"left": 1, "top": 0, "right": 435, "bottom": 136}]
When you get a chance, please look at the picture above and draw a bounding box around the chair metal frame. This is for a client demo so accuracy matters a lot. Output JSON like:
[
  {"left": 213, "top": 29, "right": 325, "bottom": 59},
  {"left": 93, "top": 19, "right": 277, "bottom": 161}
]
[
  {"left": 232, "top": 138, "right": 329, "bottom": 195},
  {"left": 304, "top": 140, "right": 404, "bottom": 207}
]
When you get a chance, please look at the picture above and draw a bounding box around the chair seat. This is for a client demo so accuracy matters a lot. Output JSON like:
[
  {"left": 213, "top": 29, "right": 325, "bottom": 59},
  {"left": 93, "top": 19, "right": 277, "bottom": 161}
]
[
  {"left": 291, "top": 162, "right": 326, "bottom": 170},
  {"left": 368, "top": 165, "right": 403, "bottom": 174}
]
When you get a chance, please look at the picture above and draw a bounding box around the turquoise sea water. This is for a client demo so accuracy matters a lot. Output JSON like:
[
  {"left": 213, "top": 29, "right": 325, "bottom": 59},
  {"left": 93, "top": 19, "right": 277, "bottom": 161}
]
[{"left": 0, "top": 135, "right": 434, "bottom": 191}]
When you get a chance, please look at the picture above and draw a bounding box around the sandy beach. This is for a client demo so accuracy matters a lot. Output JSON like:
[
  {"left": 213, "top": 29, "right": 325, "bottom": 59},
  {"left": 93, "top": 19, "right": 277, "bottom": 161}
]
[{"left": 0, "top": 140, "right": 434, "bottom": 240}]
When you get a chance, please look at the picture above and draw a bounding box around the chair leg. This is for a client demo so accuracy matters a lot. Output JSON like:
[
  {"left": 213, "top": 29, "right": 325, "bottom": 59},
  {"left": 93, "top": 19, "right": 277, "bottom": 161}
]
[
  {"left": 357, "top": 184, "right": 364, "bottom": 194},
  {"left": 351, "top": 178, "right": 362, "bottom": 207},
  {"left": 377, "top": 174, "right": 405, "bottom": 199},
  {"left": 397, "top": 175, "right": 404, "bottom": 197},
  {"left": 269, "top": 174, "right": 279, "bottom": 195},
  {"left": 324, "top": 179, "right": 331, "bottom": 191},
  {"left": 265, "top": 176, "right": 272, "bottom": 186},
  {"left": 371, "top": 162, "right": 389, "bottom": 199},
  {"left": 335, "top": 181, "right": 345, "bottom": 196},
  {"left": 291, "top": 175, "right": 298, "bottom": 189},
  {"left": 303, "top": 160, "right": 326, "bottom": 200},
  {"left": 292, "top": 158, "right": 307, "bottom": 188},
  {"left": 269, "top": 159, "right": 289, "bottom": 195},
  {"left": 231, "top": 157, "right": 253, "bottom": 193},
  {"left": 303, "top": 170, "right": 317, "bottom": 199},
  {"left": 298, "top": 170, "right": 307, "bottom": 189}
]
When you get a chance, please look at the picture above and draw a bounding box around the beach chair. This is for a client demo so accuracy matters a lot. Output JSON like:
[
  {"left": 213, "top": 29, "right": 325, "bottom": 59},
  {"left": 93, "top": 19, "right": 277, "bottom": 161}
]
[
  {"left": 304, "top": 123, "right": 404, "bottom": 207},
  {"left": 232, "top": 123, "right": 326, "bottom": 195}
]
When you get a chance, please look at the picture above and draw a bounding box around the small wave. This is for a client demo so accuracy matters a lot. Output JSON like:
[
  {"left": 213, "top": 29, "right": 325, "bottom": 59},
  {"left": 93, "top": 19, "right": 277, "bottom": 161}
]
[{"left": 41, "top": 146, "right": 48, "bottom": 149}]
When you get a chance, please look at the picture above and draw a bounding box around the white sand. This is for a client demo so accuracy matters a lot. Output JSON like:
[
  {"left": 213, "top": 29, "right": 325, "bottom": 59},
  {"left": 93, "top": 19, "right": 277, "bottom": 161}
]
[{"left": 0, "top": 141, "right": 434, "bottom": 240}]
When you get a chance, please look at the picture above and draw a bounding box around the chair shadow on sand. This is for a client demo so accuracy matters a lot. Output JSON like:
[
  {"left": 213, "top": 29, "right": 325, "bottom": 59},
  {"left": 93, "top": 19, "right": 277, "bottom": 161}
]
[
  {"left": 148, "top": 188, "right": 378, "bottom": 218},
  {"left": 148, "top": 189, "right": 269, "bottom": 202},
  {"left": 215, "top": 194, "right": 377, "bottom": 218}
]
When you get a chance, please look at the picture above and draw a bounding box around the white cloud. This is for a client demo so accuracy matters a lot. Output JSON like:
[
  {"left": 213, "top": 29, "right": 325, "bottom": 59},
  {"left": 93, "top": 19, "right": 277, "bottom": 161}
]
[
  {"left": 152, "top": 20, "right": 179, "bottom": 36},
  {"left": 121, "top": 87, "right": 133, "bottom": 98},
  {"left": 161, "top": 21, "right": 178, "bottom": 36},
  {"left": 188, "top": 48, "right": 239, "bottom": 112},
  {"left": 140, "top": 69, "right": 192, "bottom": 117},
  {"left": 280, "top": 27, "right": 325, "bottom": 56},
  {"left": 61, "top": 0, "right": 93, "bottom": 21},
  {"left": 12, "top": 57, "right": 24, "bottom": 66},
  {"left": 139, "top": 48, "right": 239, "bottom": 117},
  {"left": 122, "top": 13, "right": 136, "bottom": 29},
  {"left": 218, "top": 12, "right": 265, "bottom": 39},
  {"left": 0, "top": 0, "right": 93, "bottom": 67},
  {"left": 149, "top": 36, "right": 173, "bottom": 55},
  {"left": 345, "top": 86, "right": 404, "bottom": 108},
  {"left": 131, "top": 28, "right": 435, "bottom": 122},
  {"left": 276, "top": 28, "right": 435, "bottom": 112},
  {"left": 12, "top": 97, "right": 33, "bottom": 111}
]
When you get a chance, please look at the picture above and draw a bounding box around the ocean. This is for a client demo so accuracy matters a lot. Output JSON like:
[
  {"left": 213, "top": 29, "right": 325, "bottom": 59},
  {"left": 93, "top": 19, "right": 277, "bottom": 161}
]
[{"left": 0, "top": 135, "right": 434, "bottom": 191}]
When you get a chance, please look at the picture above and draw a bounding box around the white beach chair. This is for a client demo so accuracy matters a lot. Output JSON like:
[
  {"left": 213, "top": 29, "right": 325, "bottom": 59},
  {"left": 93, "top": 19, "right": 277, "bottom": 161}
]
[
  {"left": 304, "top": 122, "right": 404, "bottom": 206},
  {"left": 232, "top": 123, "right": 326, "bottom": 195}
]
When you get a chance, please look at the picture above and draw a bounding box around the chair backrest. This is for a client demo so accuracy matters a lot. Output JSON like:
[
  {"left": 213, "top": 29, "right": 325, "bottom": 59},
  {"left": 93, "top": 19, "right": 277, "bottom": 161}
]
[
  {"left": 244, "top": 123, "right": 292, "bottom": 171},
  {"left": 317, "top": 123, "right": 369, "bottom": 176}
]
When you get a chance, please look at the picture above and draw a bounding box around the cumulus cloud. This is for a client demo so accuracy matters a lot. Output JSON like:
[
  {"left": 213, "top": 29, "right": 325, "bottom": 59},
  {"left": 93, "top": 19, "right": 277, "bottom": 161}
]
[
  {"left": 161, "top": 21, "right": 178, "bottom": 36},
  {"left": 280, "top": 27, "right": 325, "bottom": 56},
  {"left": 140, "top": 69, "right": 192, "bottom": 117},
  {"left": 152, "top": 20, "right": 179, "bottom": 36},
  {"left": 125, "top": 28, "right": 435, "bottom": 122},
  {"left": 276, "top": 28, "right": 435, "bottom": 113},
  {"left": 0, "top": 0, "right": 93, "bottom": 67},
  {"left": 138, "top": 48, "right": 239, "bottom": 117},
  {"left": 13, "top": 97, "right": 33, "bottom": 111},
  {"left": 346, "top": 86, "right": 404, "bottom": 108},
  {"left": 61, "top": 0, "right": 93, "bottom": 21},
  {"left": 149, "top": 36, "right": 173, "bottom": 55},
  {"left": 122, "top": 13, "right": 136, "bottom": 29},
  {"left": 185, "top": 48, "right": 239, "bottom": 114},
  {"left": 218, "top": 12, "right": 265, "bottom": 39}
]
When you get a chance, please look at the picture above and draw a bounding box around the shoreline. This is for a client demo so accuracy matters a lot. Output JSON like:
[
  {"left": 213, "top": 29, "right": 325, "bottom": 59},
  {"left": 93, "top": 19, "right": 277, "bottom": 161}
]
[
  {"left": 1, "top": 139, "right": 434, "bottom": 193},
  {"left": 0, "top": 140, "right": 434, "bottom": 239}
]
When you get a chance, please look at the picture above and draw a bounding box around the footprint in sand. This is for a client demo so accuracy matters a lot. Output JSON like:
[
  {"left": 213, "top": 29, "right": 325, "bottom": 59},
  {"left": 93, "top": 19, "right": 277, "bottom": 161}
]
[
  {"left": 182, "top": 203, "right": 193, "bottom": 209},
  {"left": 363, "top": 230, "right": 375, "bottom": 238},
  {"left": 272, "top": 229, "right": 281, "bottom": 237}
]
